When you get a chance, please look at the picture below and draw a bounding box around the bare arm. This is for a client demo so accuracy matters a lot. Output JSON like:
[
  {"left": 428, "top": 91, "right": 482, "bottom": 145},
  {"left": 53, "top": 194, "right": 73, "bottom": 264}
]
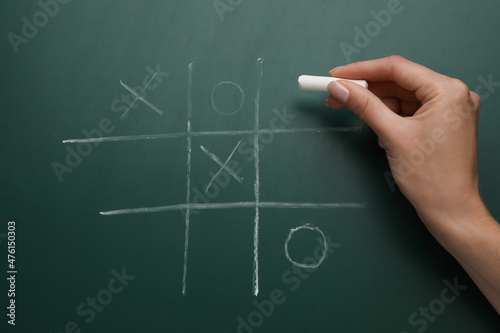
[{"left": 326, "top": 55, "right": 500, "bottom": 313}]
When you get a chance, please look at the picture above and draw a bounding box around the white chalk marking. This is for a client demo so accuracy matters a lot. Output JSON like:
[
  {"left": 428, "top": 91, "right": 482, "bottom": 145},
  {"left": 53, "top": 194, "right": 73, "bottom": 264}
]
[
  {"left": 63, "top": 133, "right": 187, "bottom": 144},
  {"left": 120, "top": 77, "right": 164, "bottom": 116},
  {"left": 200, "top": 144, "right": 244, "bottom": 185},
  {"left": 82, "top": 60, "right": 369, "bottom": 298},
  {"left": 182, "top": 62, "right": 193, "bottom": 296},
  {"left": 99, "top": 201, "right": 367, "bottom": 215},
  {"left": 259, "top": 202, "right": 367, "bottom": 209},
  {"left": 211, "top": 81, "right": 245, "bottom": 115},
  {"left": 252, "top": 58, "right": 263, "bottom": 296},
  {"left": 62, "top": 126, "right": 363, "bottom": 144},
  {"left": 284, "top": 223, "right": 327, "bottom": 269},
  {"left": 203, "top": 140, "right": 243, "bottom": 193},
  {"left": 119, "top": 72, "right": 163, "bottom": 119},
  {"left": 298, "top": 75, "right": 368, "bottom": 91}
]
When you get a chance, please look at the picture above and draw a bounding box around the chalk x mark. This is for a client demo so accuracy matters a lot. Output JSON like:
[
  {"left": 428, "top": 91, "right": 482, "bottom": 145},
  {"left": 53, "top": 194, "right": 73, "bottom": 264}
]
[
  {"left": 201, "top": 141, "right": 243, "bottom": 193},
  {"left": 119, "top": 72, "right": 164, "bottom": 119}
]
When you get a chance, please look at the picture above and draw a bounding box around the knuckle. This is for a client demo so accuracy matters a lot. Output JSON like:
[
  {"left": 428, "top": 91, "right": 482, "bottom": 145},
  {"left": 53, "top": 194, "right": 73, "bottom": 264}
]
[
  {"left": 386, "top": 55, "right": 407, "bottom": 81},
  {"left": 470, "top": 91, "right": 482, "bottom": 107},
  {"left": 446, "top": 78, "right": 471, "bottom": 101},
  {"left": 387, "top": 55, "right": 406, "bottom": 63},
  {"left": 449, "top": 78, "right": 469, "bottom": 95}
]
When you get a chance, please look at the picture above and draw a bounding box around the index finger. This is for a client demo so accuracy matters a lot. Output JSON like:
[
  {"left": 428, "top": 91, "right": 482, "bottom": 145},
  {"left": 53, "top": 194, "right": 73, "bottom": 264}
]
[{"left": 330, "top": 56, "right": 443, "bottom": 101}]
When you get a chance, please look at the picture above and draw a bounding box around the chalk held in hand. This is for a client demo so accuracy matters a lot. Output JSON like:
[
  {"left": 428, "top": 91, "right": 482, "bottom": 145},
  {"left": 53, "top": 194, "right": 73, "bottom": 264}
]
[{"left": 298, "top": 75, "right": 368, "bottom": 91}]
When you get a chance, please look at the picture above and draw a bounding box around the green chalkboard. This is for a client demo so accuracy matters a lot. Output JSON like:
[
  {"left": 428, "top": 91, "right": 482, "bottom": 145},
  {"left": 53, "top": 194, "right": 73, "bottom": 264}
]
[{"left": 1, "top": 0, "right": 499, "bottom": 332}]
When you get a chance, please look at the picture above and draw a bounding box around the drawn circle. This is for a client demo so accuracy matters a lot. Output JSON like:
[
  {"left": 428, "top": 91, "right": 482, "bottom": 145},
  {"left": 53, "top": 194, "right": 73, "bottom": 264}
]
[
  {"left": 284, "top": 223, "right": 327, "bottom": 269},
  {"left": 211, "top": 81, "right": 245, "bottom": 115}
]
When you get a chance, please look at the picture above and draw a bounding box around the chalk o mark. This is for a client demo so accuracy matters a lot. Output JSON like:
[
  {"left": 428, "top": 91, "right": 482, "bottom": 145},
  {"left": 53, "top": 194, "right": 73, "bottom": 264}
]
[
  {"left": 284, "top": 223, "right": 327, "bottom": 269},
  {"left": 211, "top": 81, "right": 245, "bottom": 115}
]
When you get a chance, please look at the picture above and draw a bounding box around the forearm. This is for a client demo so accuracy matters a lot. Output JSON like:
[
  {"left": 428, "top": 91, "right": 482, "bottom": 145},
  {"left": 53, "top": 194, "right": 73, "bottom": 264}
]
[{"left": 420, "top": 200, "right": 500, "bottom": 314}]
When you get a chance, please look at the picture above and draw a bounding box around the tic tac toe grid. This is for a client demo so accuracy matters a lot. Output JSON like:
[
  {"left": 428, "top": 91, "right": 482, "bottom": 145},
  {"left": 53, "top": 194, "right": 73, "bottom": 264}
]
[{"left": 64, "top": 59, "right": 366, "bottom": 296}]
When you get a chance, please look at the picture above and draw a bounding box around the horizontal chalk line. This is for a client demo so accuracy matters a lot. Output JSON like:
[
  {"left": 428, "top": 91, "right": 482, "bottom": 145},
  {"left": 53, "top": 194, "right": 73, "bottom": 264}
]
[
  {"left": 62, "top": 126, "right": 363, "bottom": 144},
  {"left": 99, "top": 201, "right": 367, "bottom": 216}
]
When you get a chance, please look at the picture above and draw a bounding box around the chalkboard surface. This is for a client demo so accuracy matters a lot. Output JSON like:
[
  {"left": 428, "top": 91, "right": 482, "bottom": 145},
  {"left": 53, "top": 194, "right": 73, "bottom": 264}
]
[{"left": 1, "top": 0, "right": 500, "bottom": 332}]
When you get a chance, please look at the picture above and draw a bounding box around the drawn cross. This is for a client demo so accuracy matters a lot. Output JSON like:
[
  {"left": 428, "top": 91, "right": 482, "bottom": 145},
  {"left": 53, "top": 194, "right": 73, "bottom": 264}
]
[
  {"left": 119, "top": 72, "right": 165, "bottom": 120},
  {"left": 200, "top": 140, "right": 243, "bottom": 193}
]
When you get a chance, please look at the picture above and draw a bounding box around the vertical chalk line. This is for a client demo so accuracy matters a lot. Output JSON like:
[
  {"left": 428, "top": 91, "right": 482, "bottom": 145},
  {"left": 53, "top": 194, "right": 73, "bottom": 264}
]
[
  {"left": 182, "top": 63, "right": 193, "bottom": 296},
  {"left": 253, "top": 58, "right": 263, "bottom": 296}
]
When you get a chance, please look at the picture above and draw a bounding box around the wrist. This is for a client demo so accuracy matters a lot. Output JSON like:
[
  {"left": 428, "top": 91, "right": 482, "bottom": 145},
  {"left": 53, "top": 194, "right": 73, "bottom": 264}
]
[{"left": 418, "top": 193, "right": 494, "bottom": 253}]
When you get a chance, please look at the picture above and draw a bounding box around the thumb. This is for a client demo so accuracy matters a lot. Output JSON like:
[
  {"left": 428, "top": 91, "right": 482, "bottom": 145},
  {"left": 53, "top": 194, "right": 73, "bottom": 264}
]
[{"left": 327, "top": 81, "right": 400, "bottom": 136}]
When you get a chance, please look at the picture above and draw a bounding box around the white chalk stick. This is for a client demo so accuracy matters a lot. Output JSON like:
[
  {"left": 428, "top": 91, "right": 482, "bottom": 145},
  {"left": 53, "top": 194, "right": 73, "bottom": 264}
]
[{"left": 298, "top": 75, "right": 368, "bottom": 91}]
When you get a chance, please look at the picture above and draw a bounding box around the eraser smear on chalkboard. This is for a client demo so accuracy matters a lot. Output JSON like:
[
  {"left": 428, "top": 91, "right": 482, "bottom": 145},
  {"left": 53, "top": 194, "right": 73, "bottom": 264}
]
[{"left": 298, "top": 75, "right": 368, "bottom": 91}]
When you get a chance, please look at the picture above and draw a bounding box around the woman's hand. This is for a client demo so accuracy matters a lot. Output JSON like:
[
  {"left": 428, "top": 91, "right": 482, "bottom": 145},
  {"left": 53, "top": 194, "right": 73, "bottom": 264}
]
[
  {"left": 326, "top": 55, "right": 483, "bottom": 233},
  {"left": 326, "top": 55, "right": 500, "bottom": 313}
]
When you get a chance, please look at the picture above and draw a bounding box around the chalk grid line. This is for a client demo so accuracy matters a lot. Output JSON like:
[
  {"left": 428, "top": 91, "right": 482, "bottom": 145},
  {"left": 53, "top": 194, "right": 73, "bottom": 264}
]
[
  {"left": 252, "top": 58, "right": 263, "bottom": 296},
  {"left": 62, "top": 127, "right": 363, "bottom": 144},
  {"left": 182, "top": 62, "right": 193, "bottom": 296},
  {"left": 66, "top": 59, "right": 367, "bottom": 296},
  {"left": 100, "top": 202, "right": 367, "bottom": 216}
]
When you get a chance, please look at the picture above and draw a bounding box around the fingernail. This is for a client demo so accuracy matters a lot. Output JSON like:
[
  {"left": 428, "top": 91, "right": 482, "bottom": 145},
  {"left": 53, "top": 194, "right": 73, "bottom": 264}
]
[
  {"left": 329, "top": 66, "right": 344, "bottom": 74},
  {"left": 325, "top": 98, "right": 330, "bottom": 108},
  {"left": 327, "top": 81, "right": 349, "bottom": 104}
]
